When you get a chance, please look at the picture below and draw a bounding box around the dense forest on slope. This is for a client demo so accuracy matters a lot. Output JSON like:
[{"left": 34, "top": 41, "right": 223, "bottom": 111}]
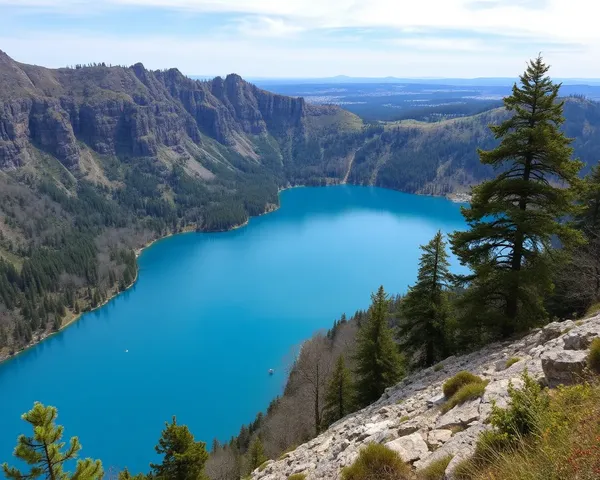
[{"left": 1, "top": 49, "right": 600, "bottom": 358}]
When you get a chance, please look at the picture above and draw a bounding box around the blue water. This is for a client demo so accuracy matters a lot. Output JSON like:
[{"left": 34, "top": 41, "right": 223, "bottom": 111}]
[{"left": 0, "top": 186, "right": 466, "bottom": 472}]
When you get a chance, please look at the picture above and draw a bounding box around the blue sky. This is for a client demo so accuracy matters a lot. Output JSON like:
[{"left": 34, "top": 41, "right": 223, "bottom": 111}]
[{"left": 0, "top": 0, "right": 597, "bottom": 78}]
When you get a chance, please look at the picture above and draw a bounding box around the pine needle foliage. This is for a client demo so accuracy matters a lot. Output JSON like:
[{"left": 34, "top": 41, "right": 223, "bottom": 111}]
[
  {"left": 354, "top": 286, "right": 405, "bottom": 407},
  {"left": 451, "top": 55, "right": 583, "bottom": 337},
  {"left": 1, "top": 402, "right": 103, "bottom": 480}
]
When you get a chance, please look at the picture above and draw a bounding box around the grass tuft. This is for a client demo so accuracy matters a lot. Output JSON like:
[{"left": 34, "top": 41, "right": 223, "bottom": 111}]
[
  {"left": 443, "top": 371, "right": 484, "bottom": 398},
  {"left": 505, "top": 357, "right": 520, "bottom": 369},
  {"left": 434, "top": 363, "right": 444, "bottom": 372},
  {"left": 588, "top": 338, "right": 600, "bottom": 374},
  {"left": 341, "top": 443, "right": 412, "bottom": 480},
  {"left": 417, "top": 455, "right": 453, "bottom": 480},
  {"left": 287, "top": 475, "right": 306, "bottom": 480},
  {"left": 441, "top": 381, "right": 488, "bottom": 414}
]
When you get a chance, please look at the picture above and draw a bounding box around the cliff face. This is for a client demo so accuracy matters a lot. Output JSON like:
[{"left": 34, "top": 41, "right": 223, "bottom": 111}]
[
  {"left": 0, "top": 51, "right": 330, "bottom": 171},
  {"left": 252, "top": 314, "right": 600, "bottom": 480}
]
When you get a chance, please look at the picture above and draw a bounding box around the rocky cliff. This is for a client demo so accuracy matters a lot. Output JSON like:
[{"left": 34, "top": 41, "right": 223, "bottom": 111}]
[
  {"left": 252, "top": 314, "right": 600, "bottom": 480},
  {"left": 0, "top": 50, "right": 352, "bottom": 172}
]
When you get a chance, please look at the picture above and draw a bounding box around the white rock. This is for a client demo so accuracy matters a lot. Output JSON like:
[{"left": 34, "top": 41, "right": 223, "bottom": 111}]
[{"left": 385, "top": 432, "right": 430, "bottom": 462}]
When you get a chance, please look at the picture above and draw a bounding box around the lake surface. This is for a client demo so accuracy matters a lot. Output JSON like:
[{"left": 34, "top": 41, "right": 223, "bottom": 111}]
[{"left": 0, "top": 186, "right": 466, "bottom": 472}]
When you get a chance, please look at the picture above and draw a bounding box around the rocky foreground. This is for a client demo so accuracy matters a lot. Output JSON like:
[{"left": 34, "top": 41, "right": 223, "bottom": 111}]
[{"left": 252, "top": 314, "right": 600, "bottom": 480}]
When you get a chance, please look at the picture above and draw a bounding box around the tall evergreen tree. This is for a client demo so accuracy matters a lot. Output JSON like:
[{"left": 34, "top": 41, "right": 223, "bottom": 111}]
[
  {"left": 450, "top": 56, "right": 582, "bottom": 337},
  {"left": 322, "top": 355, "right": 354, "bottom": 427},
  {"left": 576, "top": 165, "right": 600, "bottom": 298},
  {"left": 2, "top": 403, "right": 103, "bottom": 480},
  {"left": 399, "top": 231, "right": 452, "bottom": 367},
  {"left": 150, "top": 417, "right": 209, "bottom": 480},
  {"left": 247, "top": 437, "right": 267, "bottom": 472},
  {"left": 354, "top": 286, "right": 405, "bottom": 407}
]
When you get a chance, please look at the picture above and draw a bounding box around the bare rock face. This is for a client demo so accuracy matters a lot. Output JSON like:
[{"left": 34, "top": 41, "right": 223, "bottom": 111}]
[
  {"left": 0, "top": 51, "right": 328, "bottom": 172},
  {"left": 252, "top": 313, "right": 600, "bottom": 480},
  {"left": 541, "top": 350, "right": 588, "bottom": 387}
]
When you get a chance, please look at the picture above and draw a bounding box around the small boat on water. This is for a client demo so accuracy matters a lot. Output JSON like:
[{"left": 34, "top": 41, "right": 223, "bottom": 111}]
[{"left": 268, "top": 368, "right": 274, "bottom": 375}]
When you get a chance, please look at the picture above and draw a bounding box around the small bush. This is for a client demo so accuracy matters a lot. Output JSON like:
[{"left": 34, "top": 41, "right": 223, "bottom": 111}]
[
  {"left": 287, "top": 475, "right": 306, "bottom": 480},
  {"left": 341, "top": 443, "right": 411, "bottom": 480},
  {"left": 489, "top": 370, "right": 548, "bottom": 439},
  {"left": 417, "top": 455, "right": 453, "bottom": 480},
  {"left": 587, "top": 338, "right": 600, "bottom": 374},
  {"left": 505, "top": 357, "right": 520, "bottom": 369},
  {"left": 441, "top": 381, "right": 488, "bottom": 413},
  {"left": 443, "top": 371, "right": 483, "bottom": 398},
  {"left": 434, "top": 363, "right": 444, "bottom": 372}
]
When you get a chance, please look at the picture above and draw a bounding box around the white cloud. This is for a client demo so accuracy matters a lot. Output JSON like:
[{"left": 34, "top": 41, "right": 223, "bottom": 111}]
[
  {"left": 1, "top": 31, "right": 598, "bottom": 78},
  {"left": 1, "top": 0, "right": 599, "bottom": 76}
]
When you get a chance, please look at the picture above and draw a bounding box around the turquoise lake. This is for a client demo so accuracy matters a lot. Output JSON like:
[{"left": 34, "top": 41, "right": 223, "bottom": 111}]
[{"left": 0, "top": 186, "right": 466, "bottom": 472}]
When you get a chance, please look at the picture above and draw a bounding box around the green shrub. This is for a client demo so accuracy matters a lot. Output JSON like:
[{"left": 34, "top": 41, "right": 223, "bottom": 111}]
[
  {"left": 341, "top": 443, "right": 411, "bottom": 480},
  {"left": 489, "top": 370, "right": 548, "bottom": 439},
  {"left": 434, "top": 363, "right": 444, "bottom": 372},
  {"left": 443, "top": 371, "right": 483, "bottom": 398},
  {"left": 504, "top": 357, "right": 520, "bottom": 369},
  {"left": 441, "top": 381, "right": 488, "bottom": 413},
  {"left": 587, "top": 338, "right": 600, "bottom": 374},
  {"left": 417, "top": 455, "right": 453, "bottom": 480},
  {"left": 287, "top": 475, "right": 306, "bottom": 480}
]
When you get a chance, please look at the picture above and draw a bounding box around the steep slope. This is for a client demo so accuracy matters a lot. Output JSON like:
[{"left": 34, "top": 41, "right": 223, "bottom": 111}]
[
  {"left": 252, "top": 314, "right": 600, "bottom": 480},
  {"left": 0, "top": 50, "right": 362, "bottom": 357}
]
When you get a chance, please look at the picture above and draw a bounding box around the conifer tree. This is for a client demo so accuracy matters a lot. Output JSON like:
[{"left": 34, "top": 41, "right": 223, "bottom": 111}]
[
  {"left": 450, "top": 56, "right": 582, "bottom": 336},
  {"left": 150, "top": 417, "right": 209, "bottom": 480},
  {"left": 2, "top": 402, "right": 103, "bottom": 480},
  {"left": 323, "top": 355, "right": 354, "bottom": 427},
  {"left": 400, "top": 231, "right": 452, "bottom": 367},
  {"left": 247, "top": 437, "right": 267, "bottom": 472},
  {"left": 576, "top": 165, "right": 600, "bottom": 298},
  {"left": 354, "top": 286, "right": 405, "bottom": 406}
]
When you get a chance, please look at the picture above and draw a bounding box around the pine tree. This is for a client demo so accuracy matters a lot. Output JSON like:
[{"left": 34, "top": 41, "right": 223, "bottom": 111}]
[
  {"left": 150, "top": 417, "right": 209, "bottom": 480},
  {"left": 400, "top": 231, "right": 452, "bottom": 367},
  {"left": 323, "top": 355, "right": 354, "bottom": 427},
  {"left": 2, "top": 402, "right": 103, "bottom": 480},
  {"left": 247, "top": 437, "right": 267, "bottom": 472},
  {"left": 576, "top": 165, "right": 600, "bottom": 298},
  {"left": 450, "top": 56, "right": 582, "bottom": 337},
  {"left": 354, "top": 286, "right": 405, "bottom": 407}
]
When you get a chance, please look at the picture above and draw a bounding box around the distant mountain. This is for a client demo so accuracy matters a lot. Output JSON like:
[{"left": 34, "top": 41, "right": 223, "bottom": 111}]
[
  {"left": 0, "top": 50, "right": 599, "bottom": 358},
  {"left": 239, "top": 76, "right": 600, "bottom": 87}
]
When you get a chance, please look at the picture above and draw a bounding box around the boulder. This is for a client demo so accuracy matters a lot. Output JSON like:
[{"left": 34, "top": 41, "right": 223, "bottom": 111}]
[
  {"left": 385, "top": 432, "right": 430, "bottom": 462},
  {"left": 436, "top": 398, "right": 481, "bottom": 430},
  {"left": 563, "top": 328, "right": 600, "bottom": 350},
  {"left": 541, "top": 349, "right": 588, "bottom": 387},
  {"left": 427, "top": 429, "right": 453, "bottom": 448},
  {"left": 539, "top": 320, "right": 574, "bottom": 344}
]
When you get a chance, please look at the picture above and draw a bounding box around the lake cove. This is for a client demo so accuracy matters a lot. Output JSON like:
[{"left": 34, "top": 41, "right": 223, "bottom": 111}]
[{"left": 0, "top": 185, "right": 466, "bottom": 472}]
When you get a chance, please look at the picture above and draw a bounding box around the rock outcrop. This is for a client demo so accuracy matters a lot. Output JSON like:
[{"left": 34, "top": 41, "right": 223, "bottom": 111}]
[
  {"left": 252, "top": 313, "right": 600, "bottom": 480},
  {"left": 0, "top": 50, "right": 339, "bottom": 171}
]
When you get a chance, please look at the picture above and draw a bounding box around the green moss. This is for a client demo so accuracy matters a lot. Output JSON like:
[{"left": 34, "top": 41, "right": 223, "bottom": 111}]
[
  {"left": 399, "top": 415, "right": 409, "bottom": 423},
  {"left": 341, "top": 443, "right": 412, "bottom": 480},
  {"left": 417, "top": 455, "right": 453, "bottom": 480},
  {"left": 443, "top": 371, "right": 484, "bottom": 398}
]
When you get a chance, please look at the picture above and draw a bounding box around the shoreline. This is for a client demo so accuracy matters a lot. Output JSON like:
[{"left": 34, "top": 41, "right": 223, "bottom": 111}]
[{"left": 0, "top": 183, "right": 468, "bottom": 365}]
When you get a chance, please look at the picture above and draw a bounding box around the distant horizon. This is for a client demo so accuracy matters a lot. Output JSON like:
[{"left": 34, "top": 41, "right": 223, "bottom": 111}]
[{"left": 1, "top": 0, "right": 599, "bottom": 78}]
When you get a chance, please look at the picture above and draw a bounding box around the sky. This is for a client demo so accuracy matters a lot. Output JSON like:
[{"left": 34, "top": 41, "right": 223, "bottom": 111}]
[{"left": 0, "top": 0, "right": 599, "bottom": 78}]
